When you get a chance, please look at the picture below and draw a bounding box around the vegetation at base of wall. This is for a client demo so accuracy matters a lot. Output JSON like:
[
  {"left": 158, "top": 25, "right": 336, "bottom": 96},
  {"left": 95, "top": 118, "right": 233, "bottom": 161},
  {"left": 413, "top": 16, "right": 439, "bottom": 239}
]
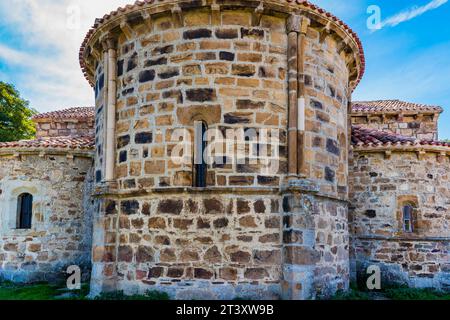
[
  {"left": 0, "top": 281, "right": 169, "bottom": 300},
  {"left": 0, "top": 281, "right": 89, "bottom": 300},
  {"left": 331, "top": 283, "right": 450, "bottom": 300},
  {"left": 383, "top": 286, "right": 450, "bottom": 300},
  {"left": 94, "top": 290, "right": 170, "bottom": 300},
  {"left": 0, "top": 81, "right": 37, "bottom": 142}
]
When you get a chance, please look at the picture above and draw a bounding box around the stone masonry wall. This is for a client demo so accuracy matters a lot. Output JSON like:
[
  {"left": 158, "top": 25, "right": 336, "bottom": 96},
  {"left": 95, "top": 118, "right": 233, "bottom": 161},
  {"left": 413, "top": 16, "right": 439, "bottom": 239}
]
[
  {"left": 282, "top": 190, "right": 349, "bottom": 299},
  {"left": 0, "top": 153, "right": 94, "bottom": 283},
  {"left": 303, "top": 27, "right": 350, "bottom": 199},
  {"left": 349, "top": 151, "right": 450, "bottom": 290},
  {"left": 35, "top": 119, "right": 95, "bottom": 139},
  {"left": 94, "top": 193, "right": 283, "bottom": 299},
  {"left": 112, "top": 11, "right": 288, "bottom": 190},
  {"left": 88, "top": 4, "right": 358, "bottom": 299},
  {"left": 351, "top": 113, "right": 439, "bottom": 140}
]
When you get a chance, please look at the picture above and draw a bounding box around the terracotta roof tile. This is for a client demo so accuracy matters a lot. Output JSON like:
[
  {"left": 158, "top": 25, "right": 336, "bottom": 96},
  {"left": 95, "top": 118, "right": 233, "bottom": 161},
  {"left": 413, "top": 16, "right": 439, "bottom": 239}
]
[
  {"left": 79, "top": 0, "right": 365, "bottom": 89},
  {"left": 352, "top": 100, "right": 443, "bottom": 114},
  {"left": 33, "top": 107, "right": 95, "bottom": 121},
  {"left": 351, "top": 125, "right": 450, "bottom": 149},
  {"left": 0, "top": 136, "right": 95, "bottom": 151}
]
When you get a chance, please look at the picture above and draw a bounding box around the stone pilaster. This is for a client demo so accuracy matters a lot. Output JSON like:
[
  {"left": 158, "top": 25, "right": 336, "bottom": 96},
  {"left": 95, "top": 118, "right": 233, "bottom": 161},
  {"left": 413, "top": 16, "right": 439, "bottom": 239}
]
[
  {"left": 287, "top": 15, "right": 299, "bottom": 180},
  {"left": 104, "top": 37, "right": 118, "bottom": 184}
]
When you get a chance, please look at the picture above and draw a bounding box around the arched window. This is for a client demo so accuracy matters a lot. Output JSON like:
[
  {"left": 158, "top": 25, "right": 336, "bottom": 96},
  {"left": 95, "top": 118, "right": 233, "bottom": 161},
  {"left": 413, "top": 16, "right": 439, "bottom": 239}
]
[
  {"left": 402, "top": 205, "right": 413, "bottom": 233},
  {"left": 17, "top": 193, "right": 33, "bottom": 229},
  {"left": 194, "top": 121, "right": 207, "bottom": 187}
]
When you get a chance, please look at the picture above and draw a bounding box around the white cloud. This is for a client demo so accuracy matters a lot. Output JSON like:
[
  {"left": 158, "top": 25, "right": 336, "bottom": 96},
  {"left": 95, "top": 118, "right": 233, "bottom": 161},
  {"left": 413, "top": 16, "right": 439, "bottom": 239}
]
[
  {"left": 0, "top": 0, "right": 131, "bottom": 113},
  {"left": 381, "top": 0, "right": 448, "bottom": 28}
]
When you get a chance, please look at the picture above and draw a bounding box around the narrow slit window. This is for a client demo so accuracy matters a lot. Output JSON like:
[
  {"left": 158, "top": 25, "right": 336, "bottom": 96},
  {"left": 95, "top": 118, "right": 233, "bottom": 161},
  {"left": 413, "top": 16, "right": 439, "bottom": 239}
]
[
  {"left": 17, "top": 193, "right": 33, "bottom": 229},
  {"left": 403, "top": 205, "right": 413, "bottom": 233},
  {"left": 194, "top": 121, "right": 207, "bottom": 188}
]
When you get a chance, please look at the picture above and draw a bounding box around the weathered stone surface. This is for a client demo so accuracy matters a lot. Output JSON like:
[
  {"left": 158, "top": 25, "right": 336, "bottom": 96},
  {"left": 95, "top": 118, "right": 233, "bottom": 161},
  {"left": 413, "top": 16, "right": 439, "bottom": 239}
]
[
  {"left": 284, "top": 247, "right": 320, "bottom": 265},
  {"left": 135, "top": 132, "right": 153, "bottom": 144},
  {"left": 148, "top": 217, "right": 166, "bottom": 229},
  {"left": 139, "top": 70, "right": 156, "bottom": 83},
  {"left": 203, "top": 198, "right": 224, "bottom": 214},
  {"left": 186, "top": 89, "right": 216, "bottom": 102},
  {"left": 118, "top": 246, "right": 133, "bottom": 262},
  {"left": 230, "top": 251, "right": 251, "bottom": 263},
  {"left": 194, "top": 268, "right": 213, "bottom": 279},
  {"left": 244, "top": 268, "right": 268, "bottom": 279},
  {"left": 157, "top": 200, "right": 183, "bottom": 215},
  {"left": 121, "top": 200, "right": 140, "bottom": 215},
  {"left": 183, "top": 28, "right": 212, "bottom": 39},
  {"left": 204, "top": 246, "right": 222, "bottom": 263}
]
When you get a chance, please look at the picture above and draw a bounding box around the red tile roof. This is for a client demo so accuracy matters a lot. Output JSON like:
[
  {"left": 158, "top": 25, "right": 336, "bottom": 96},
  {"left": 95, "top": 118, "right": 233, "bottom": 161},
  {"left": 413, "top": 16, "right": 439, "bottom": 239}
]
[
  {"left": 79, "top": 0, "right": 365, "bottom": 89},
  {"left": 351, "top": 125, "right": 450, "bottom": 148},
  {"left": 352, "top": 100, "right": 443, "bottom": 114},
  {"left": 32, "top": 107, "right": 95, "bottom": 121},
  {"left": 0, "top": 136, "right": 95, "bottom": 151}
]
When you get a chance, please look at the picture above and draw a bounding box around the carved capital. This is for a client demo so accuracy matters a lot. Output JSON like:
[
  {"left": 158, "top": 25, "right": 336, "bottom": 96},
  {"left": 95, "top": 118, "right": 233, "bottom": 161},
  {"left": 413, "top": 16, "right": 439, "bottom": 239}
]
[
  {"left": 100, "top": 35, "right": 117, "bottom": 52},
  {"left": 287, "top": 15, "right": 310, "bottom": 34},
  {"left": 252, "top": 2, "right": 264, "bottom": 26}
]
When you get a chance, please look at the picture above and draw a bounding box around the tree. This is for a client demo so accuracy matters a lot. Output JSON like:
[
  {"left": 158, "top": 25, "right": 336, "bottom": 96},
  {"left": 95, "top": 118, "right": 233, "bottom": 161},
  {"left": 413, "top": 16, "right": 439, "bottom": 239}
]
[{"left": 0, "top": 81, "right": 37, "bottom": 142}]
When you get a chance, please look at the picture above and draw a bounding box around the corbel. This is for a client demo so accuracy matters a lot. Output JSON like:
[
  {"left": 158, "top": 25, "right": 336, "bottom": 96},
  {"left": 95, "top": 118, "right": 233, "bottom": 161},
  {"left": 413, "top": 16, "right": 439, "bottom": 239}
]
[
  {"left": 417, "top": 150, "right": 426, "bottom": 161},
  {"left": 120, "top": 20, "right": 135, "bottom": 41},
  {"left": 252, "top": 2, "right": 264, "bottom": 27},
  {"left": 90, "top": 45, "right": 101, "bottom": 61},
  {"left": 432, "top": 113, "right": 439, "bottom": 122},
  {"left": 171, "top": 4, "right": 183, "bottom": 28},
  {"left": 344, "top": 51, "right": 354, "bottom": 67},
  {"left": 39, "top": 151, "right": 46, "bottom": 159},
  {"left": 397, "top": 112, "right": 404, "bottom": 122},
  {"left": 319, "top": 21, "right": 332, "bottom": 43},
  {"left": 211, "top": 2, "right": 221, "bottom": 26},
  {"left": 13, "top": 152, "right": 21, "bottom": 161},
  {"left": 415, "top": 113, "right": 423, "bottom": 121},
  {"left": 384, "top": 150, "right": 392, "bottom": 159},
  {"left": 337, "top": 36, "right": 350, "bottom": 55},
  {"left": 348, "top": 68, "right": 358, "bottom": 81},
  {"left": 66, "top": 153, "right": 75, "bottom": 163},
  {"left": 84, "top": 58, "right": 95, "bottom": 76},
  {"left": 437, "top": 151, "right": 447, "bottom": 162},
  {"left": 141, "top": 10, "right": 153, "bottom": 31}
]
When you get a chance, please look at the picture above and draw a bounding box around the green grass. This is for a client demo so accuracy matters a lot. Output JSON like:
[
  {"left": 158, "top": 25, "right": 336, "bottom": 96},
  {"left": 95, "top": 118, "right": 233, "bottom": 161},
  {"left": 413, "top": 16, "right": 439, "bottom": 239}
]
[
  {"left": 384, "top": 287, "right": 450, "bottom": 300},
  {"left": 331, "top": 283, "right": 450, "bottom": 300},
  {"left": 0, "top": 281, "right": 89, "bottom": 300},
  {"left": 0, "top": 280, "right": 169, "bottom": 300}
]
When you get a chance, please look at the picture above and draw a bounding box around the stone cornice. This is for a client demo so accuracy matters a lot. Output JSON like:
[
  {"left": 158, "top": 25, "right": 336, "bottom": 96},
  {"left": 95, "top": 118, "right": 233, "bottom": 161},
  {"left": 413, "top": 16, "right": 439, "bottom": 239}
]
[
  {"left": 79, "top": 0, "right": 365, "bottom": 91},
  {"left": 0, "top": 148, "right": 94, "bottom": 159},
  {"left": 351, "top": 144, "right": 450, "bottom": 156},
  {"left": 93, "top": 182, "right": 349, "bottom": 202},
  {"left": 354, "top": 235, "right": 450, "bottom": 242}
]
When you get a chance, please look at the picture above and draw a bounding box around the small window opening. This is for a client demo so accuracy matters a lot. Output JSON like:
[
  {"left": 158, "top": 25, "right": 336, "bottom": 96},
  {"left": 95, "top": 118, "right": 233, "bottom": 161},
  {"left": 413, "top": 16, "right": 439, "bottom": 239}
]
[
  {"left": 194, "top": 121, "right": 207, "bottom": 188},
  {"left": 403, "top": 205, "right": 413, "bottom": 233},
  {"left": 17, "top": 193, "right": 33, "bottom": 229}
]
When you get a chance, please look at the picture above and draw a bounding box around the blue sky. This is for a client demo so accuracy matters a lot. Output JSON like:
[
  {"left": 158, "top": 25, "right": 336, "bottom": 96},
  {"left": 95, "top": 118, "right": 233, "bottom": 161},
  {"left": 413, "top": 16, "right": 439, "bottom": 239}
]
[{"left": 1, "top": 0, "right": 449, "bottom": 139}]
